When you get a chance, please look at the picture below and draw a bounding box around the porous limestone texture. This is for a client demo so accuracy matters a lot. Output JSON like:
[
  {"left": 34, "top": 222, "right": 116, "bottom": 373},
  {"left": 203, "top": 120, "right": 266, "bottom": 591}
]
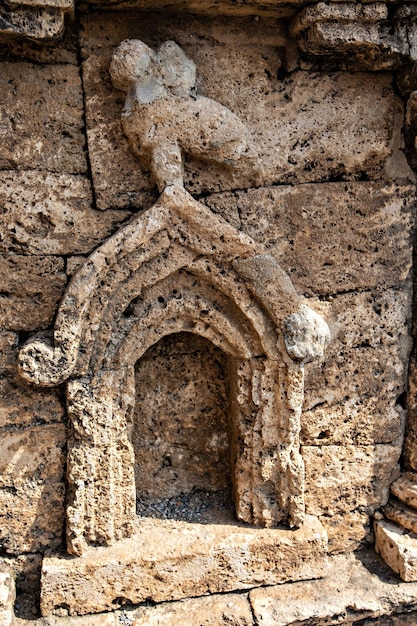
[
  {"left": 133, "top": 333, "right": 231, "bottom": 503},
  {"left": 204, "top": 180, "right": 414, "bottom": 551},
  {"left": 0, "top": 565, "right": 15, "bottom": 626},
  {"left": 0, "top": 2, "right": 416, "bottom": 621},
  {"left": 80, "top": 12, "right": 395, "bottom": 209},
  {"left": 12, "top": 550, "right": 417, "bottom": 625},
  {"left": 0, "top": 256, "right": 67, "bottom": 331},
  {"left": 0, "top": 63, "right": 85, "bottom": 173},
  {"left": 40, "top": 514, "right": 327, "bottom": 616},
  {"left": 0, "top": 171, "right": 130, "bottom": 255},
  {"left": 375, "top": 519, "right": 417, "bottom": 582}
]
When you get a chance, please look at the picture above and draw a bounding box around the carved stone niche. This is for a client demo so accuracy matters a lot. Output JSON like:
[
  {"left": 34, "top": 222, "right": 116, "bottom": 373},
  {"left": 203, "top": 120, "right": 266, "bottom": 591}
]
[{"left": 18, "top": 39, "right": 330, "bottom": 616}]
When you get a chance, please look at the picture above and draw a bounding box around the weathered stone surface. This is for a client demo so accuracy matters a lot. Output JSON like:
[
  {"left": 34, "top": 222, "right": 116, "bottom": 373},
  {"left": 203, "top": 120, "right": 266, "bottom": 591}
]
[
  {"left": 0, "top": 6, "right": 68, "bottom": 42},
  {"left": 0, "top": 565, "right": 15, "bottom": 626},
  {"left": 134, "top": 333, "right": 231, "bottom": 504},
  {"left": 0, "top": 63, "right": 86, "bottom": 173},
  {"left": 390, "top": 472, "right": 417, "bottom": 508},
  {"left": 236, "top": 182, "right": 415, "bottom": 296},
  {"left": 301, "top": 288, "right": 411, "bottom": 446},
  {"left": 0, "top": 171, "right": 131, "bottom": 255},
  {"left": 0, "top": 483, "right": 65, "bottom": 555},
  {"left": 131, "top": 593, "right": 253, "bottom": 626},
  {"left": 384, "top": 501, "right": 417, "bottom": 535},
  {"left": 0, "top": 424, "right": 65, "bottom": 554},
  {"left": 80, "top": 13, "right": 395, "bottom": 208},
  {"left": 303, "top": 444, "right": 401, "bottom": 552},
  {"left": 0, "top": 331, "right": 64, "bottom": 431},
  {"left": 0, "top": 256, "right": 66, "bottom": 331},
  {"left": 291, "top": 2, "right": 417, "bottom": 71},
  {"left": 250, "top": 551, "right": 417, "bottom": 625},
  {"left": 375, "top": 519, "right": 417, "bottom": 582},
  {"left": 40, "top": 515, "right": 327, "bottom": 616}
]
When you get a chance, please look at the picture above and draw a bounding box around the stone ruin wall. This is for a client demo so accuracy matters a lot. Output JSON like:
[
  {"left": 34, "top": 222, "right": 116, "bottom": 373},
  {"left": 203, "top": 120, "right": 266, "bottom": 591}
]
[{"left": 2, "top": 0, "right": 417, "bottom": 624}]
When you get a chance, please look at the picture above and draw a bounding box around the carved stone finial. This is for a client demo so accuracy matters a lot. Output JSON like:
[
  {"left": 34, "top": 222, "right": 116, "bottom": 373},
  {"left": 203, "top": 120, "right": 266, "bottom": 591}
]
[{"left": 110, "top": 39, "right": 257, "bottom": 191}]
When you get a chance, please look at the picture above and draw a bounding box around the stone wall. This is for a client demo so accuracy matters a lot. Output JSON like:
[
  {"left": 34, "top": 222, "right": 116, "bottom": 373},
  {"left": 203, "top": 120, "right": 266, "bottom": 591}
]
[{"left": 1, "top": 1, "right": 417, "bottom": 623}]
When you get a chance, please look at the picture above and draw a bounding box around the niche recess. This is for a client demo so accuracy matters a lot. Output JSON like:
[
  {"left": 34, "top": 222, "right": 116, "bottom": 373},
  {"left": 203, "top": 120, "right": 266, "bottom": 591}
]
[{"left": 19, "top": 186, "right": 330, "bottom": 615}]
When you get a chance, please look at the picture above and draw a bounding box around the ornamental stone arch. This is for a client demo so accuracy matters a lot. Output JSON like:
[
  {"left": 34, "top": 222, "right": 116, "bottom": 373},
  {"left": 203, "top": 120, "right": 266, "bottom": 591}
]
[{"left": 18, "top": 184, "right": 330, "bottom": 557}]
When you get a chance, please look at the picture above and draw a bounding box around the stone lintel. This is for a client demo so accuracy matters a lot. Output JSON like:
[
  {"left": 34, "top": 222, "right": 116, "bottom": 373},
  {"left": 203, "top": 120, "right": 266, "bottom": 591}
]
[
  {"left": 40, "top": 515, "right": 327, "bottom": 616},
  {"left": 375, "top": 519, "right": 417, "bottom": 582}
]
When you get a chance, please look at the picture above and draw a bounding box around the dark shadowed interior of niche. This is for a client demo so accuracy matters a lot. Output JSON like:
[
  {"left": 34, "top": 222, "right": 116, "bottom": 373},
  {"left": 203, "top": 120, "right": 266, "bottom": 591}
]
[{"left": 133, "top": 332, "right": 235, "bottom": 523}]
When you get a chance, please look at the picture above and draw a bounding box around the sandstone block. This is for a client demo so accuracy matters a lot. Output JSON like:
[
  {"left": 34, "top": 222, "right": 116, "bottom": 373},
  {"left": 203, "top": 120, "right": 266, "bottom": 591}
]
[
  {"left": 0, "top": 424, "right": 65, "bottom": 488},
  {"left": 375, "top": 519, "right": 417, "bottom": 582},
  {"left": 0, "top": 375, "right": 64, "bottom": 430},
  {"left": 301, "top": 288, "right": 411, "bottom": 446},
  {"left": 0, "top": 63, "right": 85, "bottom": 173},
  {"left": 0, "top": 565, "right": 15, "bottom": 626},
  {"left": 384, "top": 501, "right": 417, "bottom": 535},
  {"left": 40, "top": 515, "right": 327, "bottom": 616},
  {"left": 131, "top": 593, "right": 253, "bottom": 626},
  {"left": 303, "top": 444, "right": 401, "bottom": 552},
  {"left": 391, "top": 472, "right": 417, "bottom": 508},
  {"left": 0, "top": 424, "right": 65, "bottom": 554},
  {"left": 0, "top": 171, "right": 131, "bottom": 255},
  {"left": 80, "top": 13, "right": 394, "bottom": 207},
  {"left": 0, "top": 483, "right": 65, "bottom": 554},
  {"left": 236, "top": 182, "right": 415, "bottom": 295},
  {"left": 0, "top": 331, "right": 65, "bottom": 429},
  {"left": 0, "top": 256, "right": 66, "bottom": 331},
  {"left": 249, "top": 551, "right": 417, "bottom": 626}
]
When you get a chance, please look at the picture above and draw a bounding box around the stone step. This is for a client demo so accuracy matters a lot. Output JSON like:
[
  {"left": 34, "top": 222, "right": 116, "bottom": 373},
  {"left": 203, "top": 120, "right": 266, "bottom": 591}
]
[
  {"left": 390, "top": 472, "right": 417, "bottom": 509},
  {"left": 375, "top": 518, "right": 417, "bottom": 582},
  {"left": 384, "top": 499, "right": 417, "bottom": 535}
]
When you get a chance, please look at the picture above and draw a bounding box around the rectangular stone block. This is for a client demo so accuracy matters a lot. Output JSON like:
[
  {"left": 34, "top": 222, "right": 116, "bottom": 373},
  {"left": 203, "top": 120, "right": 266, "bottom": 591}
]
[
  {"left": 0, "top": 483, "right": 65, "bottom": 554},
  {"left": 303, "top": 444, "right": 401, "bottom": 552},
  {"left": 131, "top": 593, "right": 254, "bottom": 626},
  {"left": 0, "top": 255, "right": 66, "bottom": 331},
  {"left": 249, "top": 552, "right": 417, "bottom": 626},
  {"left": 301, "top": 288, "right": 411, "bottom": 446},
  {"left": 80, "top": 13, "right": 395, "bottom": 208},
  {"left": 375, "top": 519, "right": 417, "bottom": 582},
  {"left": 0, "top": 424, "right": 65, "bottom": 554},
  {"left": 0, "top": 171, "right": 131, "bottom": 255},
  {"left": 0, "top": 424, "right": 65, "bottom": 488},
  {"left": 236, "top": 182, "right": 415, "bottom": 295},
  {"left": 0, "top": 63, "right": 86, "bottom": 174},
  {"left": 40, "top": 515, "right": 327, "bottom": 616}
]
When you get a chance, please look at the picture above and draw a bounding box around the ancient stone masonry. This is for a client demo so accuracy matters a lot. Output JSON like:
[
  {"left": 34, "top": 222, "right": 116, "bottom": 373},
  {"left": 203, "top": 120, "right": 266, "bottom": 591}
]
[
  {"left": 16, "top": 39, "right": 332, "bottom": 613},
  {"left": 1, "top": 0, "right": 417, "bottom": 623}
]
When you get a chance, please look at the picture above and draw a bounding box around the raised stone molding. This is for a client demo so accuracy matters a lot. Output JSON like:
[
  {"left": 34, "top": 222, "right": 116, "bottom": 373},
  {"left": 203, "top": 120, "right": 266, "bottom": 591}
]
[
  {"left": 0, "top": 0, "right": 74, "bottom": 41},
  {"left": 19, "top": 184, "right": 330, "bottom": 556},
  {"left": 291, "top": 2, "right": 417, "bottom": 70}
]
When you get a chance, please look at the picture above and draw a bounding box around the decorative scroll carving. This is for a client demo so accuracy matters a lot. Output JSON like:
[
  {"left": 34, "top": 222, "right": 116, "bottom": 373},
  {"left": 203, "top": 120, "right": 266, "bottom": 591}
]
[{"left": 18, "top": 40, "right": 330, "bottom": 556}]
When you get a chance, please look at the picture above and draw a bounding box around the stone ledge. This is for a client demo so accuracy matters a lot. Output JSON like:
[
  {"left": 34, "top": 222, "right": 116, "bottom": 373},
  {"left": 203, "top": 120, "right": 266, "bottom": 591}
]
[
  {"left": 12, "top": 550, "right": 417, "bottom": 625},
  {"left": 375, "top": 519, "right": 417, "bottom": 582},
  {"left": 40, "top": 514, "right": 327, "bottom": 616}
]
